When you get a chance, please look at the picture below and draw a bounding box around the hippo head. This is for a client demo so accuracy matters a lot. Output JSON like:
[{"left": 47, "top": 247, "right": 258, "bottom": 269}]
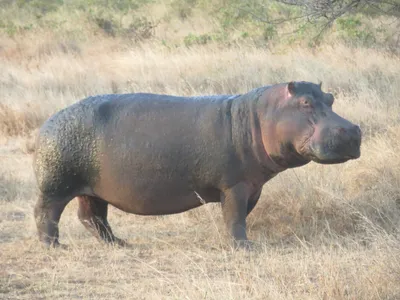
[{"left": 261, "top": 81, "right": 362, "bottom": 168}]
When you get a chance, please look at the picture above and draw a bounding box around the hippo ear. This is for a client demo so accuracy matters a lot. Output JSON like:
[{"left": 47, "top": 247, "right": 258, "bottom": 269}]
[
  {"left": 319, "top": 81, "right": 323, "bottom": 89},
  {"left": 287, "top": 81, "right": 296, "bottom": 96}
]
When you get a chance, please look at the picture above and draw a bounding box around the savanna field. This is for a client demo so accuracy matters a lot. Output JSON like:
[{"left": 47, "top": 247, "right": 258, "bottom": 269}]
[{"left": 1, "top": 1, "right": 400, "bottom": 299}]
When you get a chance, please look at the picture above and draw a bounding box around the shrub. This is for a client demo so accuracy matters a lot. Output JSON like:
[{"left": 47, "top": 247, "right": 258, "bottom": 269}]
[
  {"left": 263, "top": 24, "right": 277, "bottom": 41},
  {"left": 183, "top": 33, "right": 212, "bottom": 47},
  {"left": 94, "top": 16, "right": 116, "bottom": 36},
  {"left": 16, "top": 0, "right": 64, "bottom": 15},
  {"left": 171, "top": 0, "right": 197, "bottom": 20},
  {"left": 336, "top": 16, "right": 376, "bottom": 47},
  {"left": 123, "top": 16, "right": 157, "bottom": 41}
]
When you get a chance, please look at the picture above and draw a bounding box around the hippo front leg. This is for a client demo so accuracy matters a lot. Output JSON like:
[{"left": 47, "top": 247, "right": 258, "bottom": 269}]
[{"left": 221, "top": 182, "right": 253, "bottom": 249}]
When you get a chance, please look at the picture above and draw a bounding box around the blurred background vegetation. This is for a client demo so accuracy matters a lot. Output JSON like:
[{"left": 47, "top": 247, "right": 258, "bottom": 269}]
[{"left": 0, "top": 0, "right": 399, "bottom": 53}]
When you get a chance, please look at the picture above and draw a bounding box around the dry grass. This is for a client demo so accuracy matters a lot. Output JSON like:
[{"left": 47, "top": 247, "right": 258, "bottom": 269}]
[
  {"left": 0, "top": 103, "right": 46, "bottom": 137},
  {"left": 1, "top": 35, "right": 400, "bottom": 299}
]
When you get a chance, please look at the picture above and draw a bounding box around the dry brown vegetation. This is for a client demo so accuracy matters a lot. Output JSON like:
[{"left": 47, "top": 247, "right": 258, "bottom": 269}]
[{"left": 1, "top": 13, "right": 400, "bottom": 299}]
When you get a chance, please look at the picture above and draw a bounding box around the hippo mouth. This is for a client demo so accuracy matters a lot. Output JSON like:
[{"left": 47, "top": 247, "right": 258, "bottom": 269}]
[
  {"left": 306, "top": 146, "right": 361, "bottom": 164},
  {"left": 309, "top": 154, "right": 359, "bottom": 164}
]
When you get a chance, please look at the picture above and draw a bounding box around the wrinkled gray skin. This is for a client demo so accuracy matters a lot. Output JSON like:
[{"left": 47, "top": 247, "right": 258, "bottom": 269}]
[{"left": 33, "top": 81, "right": 362, "bottom": 249}]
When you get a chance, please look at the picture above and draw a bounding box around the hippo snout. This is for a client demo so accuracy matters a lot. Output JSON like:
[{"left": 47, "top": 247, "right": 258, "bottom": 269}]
[
  {"left": 308, "top": 123, "right": 362, "bottom": 164},
  {"left": 333, "top": 125, "right": 362, "bottom": 159}
]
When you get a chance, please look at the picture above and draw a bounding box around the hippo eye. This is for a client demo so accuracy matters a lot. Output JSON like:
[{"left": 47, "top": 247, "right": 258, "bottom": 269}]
[{"left": 300, "top": 98, "right": 312, "bottom": 108}]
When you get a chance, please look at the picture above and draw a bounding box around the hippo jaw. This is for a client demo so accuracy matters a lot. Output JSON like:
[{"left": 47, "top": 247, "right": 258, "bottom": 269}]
[{"left": 306, "top": 150, "right": 360, "bottom": 164}]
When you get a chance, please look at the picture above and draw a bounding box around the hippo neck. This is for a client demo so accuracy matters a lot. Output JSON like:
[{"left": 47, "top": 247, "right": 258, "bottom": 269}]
[{"left": 230, "top": 87, "right": 287, "bottom": 178}]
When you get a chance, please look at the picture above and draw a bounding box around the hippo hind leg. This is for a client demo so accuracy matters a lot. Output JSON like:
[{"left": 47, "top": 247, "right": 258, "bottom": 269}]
[
  {"left": 77, "top": 196, "right": 127, "bottom": 247},
  {"left": 246, "top": 189, "right": 262, "bottom": 216},
  {"left": 34, "top": 193, "right": 72, "bottom": 248}
]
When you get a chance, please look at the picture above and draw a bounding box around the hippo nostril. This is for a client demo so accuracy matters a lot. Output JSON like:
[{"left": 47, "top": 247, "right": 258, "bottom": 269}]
[
  {"left": 336, "top": 127, "right": 347, "bottom": 134},
  {"left": 337, "top": 126, "right": 361, "bottom": 138}
]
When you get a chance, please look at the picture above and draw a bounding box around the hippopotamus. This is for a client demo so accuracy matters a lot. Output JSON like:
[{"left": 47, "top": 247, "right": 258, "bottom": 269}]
[{"left": 33, "top": 81, "right": 362, "bottom": 249}]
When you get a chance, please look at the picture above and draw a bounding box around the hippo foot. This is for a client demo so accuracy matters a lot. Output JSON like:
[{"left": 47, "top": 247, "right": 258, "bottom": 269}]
[
  {"left": 42, "top": 240, "right": 69, "bottom": 250},
  {"left": 114, "top": 238, "right": 131, "bottom": 248},
  {"left": 55, "top": 243, "right": 69, "bottom": 250},
  {"left": 105, "top": 238, "right": 132, "bottom": 249},
  {"left": 233, "top": 240, "right": 256, "bottom": 251}
]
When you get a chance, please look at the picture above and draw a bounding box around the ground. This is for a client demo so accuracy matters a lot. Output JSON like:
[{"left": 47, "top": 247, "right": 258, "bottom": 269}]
[{"left": 1, "top": 40, "right": 400, "bottom": 299}]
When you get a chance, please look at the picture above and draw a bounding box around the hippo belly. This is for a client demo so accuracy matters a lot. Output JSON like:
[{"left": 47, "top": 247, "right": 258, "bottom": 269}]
[
  {"left": 94, "top": 185, "right": 218, "bottom": 215},
  {"left": 93, "top": 166, "right": 220, "bottom": 215},
  {"left": 91, "top": 118, "right": 224, "bottom": 215}
]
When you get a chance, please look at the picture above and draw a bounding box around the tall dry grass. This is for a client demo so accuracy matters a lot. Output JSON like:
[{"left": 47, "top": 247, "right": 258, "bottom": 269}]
[{"left": 1, "top": 36, "right": 400, "bottom": 299}]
